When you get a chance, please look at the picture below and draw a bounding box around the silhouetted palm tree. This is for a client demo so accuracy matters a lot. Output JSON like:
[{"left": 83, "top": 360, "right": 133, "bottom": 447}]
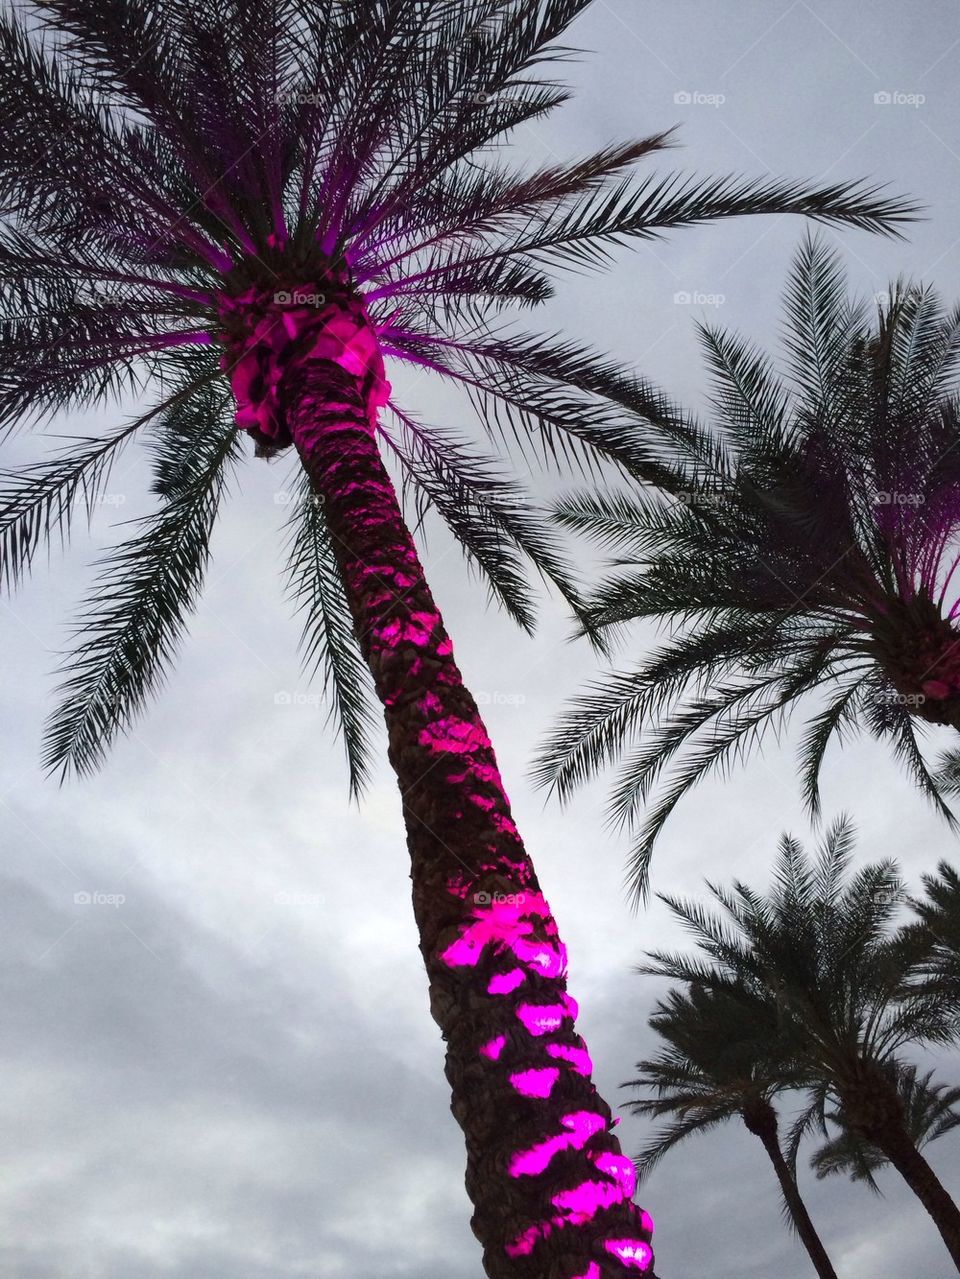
[
  {"left": 909, "top": 862, "right": 960, "bottom": 1012},
  {"left": 624, "top": 984, "right": 838, "bottom": 1279},
  {"left": 639, "top": 819, "right": 960, "bottom": 1270},
  {"left": 3, "top": 4, "right": 914, "bottom": 1274},
  {"left": 534, "top": 236, "right": 960, "bottom": 894},
  {"left": 809, "top": 1063, "right": 960, "bottom": 1194}
]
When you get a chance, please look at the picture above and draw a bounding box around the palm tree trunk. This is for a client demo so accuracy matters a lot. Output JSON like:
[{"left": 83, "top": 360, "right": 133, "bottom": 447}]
[
  {"left": 284, "top": 300, "right": 655, "bottom": 1278},
  {"left": 871, "top": 1121, "right": 960, "bottom": 1271},
  {"left": 751, "top": 1126, "right": 838, "bottom": 1279}
]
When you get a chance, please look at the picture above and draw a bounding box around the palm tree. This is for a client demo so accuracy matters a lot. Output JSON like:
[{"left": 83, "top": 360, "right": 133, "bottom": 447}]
[
  {"left": 0, "top": 3, "right": 914, "bottom": 1274},
  {"left": 639, "top": 819, "right": 960, "bottom": 1269},
  {"left": 809, "top": 1063, "right": 960, "bottom": 1194},
  {"left": 624, "top": 984, "right": 839, "bottom": 1279},
  {"left": 909, "top": 862, "right": 960, "bottom": 1011},
  {"left": 534, "top": 236, "right": 960, "bottom": 895}
]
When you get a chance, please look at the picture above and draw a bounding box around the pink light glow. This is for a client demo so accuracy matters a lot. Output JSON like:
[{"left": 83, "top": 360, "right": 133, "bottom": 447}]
[
  {"left": 512, "top": 935, "right": 566, "bottom": 978},
  {"left": 571, "top": 1265, "right": 601, "bottom": 1279},
  {"left": 508, "top": 1111, "right": 606, "bottom": 1177},
  {"left": 641, "top": 1210, "right": 655, "bottom": 1237},
  {"left": 509, "top": 1067, "right": 560, "bottom": 1098},
  {"left": 447, "top": 761, "right": 502, "bottom": 787},
  {"left": 440, "top": 934, "right": 486, "bottom": 967},
  {"left": 380, "top": 612, "right": 440, "bottom": 647},
  {"left": 516, "top": 1002, "right": 566, "bottom": 1036},
  {"left": 220, "top": 287, "right": 391, "bottom": 446},
  {"left": 479, "top": 1035, "right": 506, "bottom": 1061},
  {"left": 440, "top": 894, "right": 561, "bottom": 982},
  {"left": 546, "top": 1042, "right": 593, "bottom": 1075},
  {"left": 418, "top": 719, "right": 492, "bottom": 754},
  {"left": 593, "top": 1152, "right": 638, "bottom": 1198},
  {"left": 488, "top": 968, "right": 526, "bottom": 995},
  {"left": 552, "top": 1177, "right": 629, "bottom": 1220},
  {"left": 604, "top": 1240, "right": 655, "bottom": 1271},
  {"left": 504, "top": 1222, "right": 547, "bottom": 1258}
]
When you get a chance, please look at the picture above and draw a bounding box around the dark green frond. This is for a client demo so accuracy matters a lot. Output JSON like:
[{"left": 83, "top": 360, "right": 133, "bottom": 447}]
[
  {"left": 283, "top": 474, "right": 380, "bottom": 799},
  {"left": 42, "top": 408, "right": 239, "bottom": 778}
]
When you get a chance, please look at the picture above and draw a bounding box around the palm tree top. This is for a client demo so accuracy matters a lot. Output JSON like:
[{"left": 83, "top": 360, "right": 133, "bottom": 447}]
[
  {"left": 536, "top": 235, "right": 960, "bottom": 895},
  {"left": 623, "top": 983, "right": 794, "bottom": 1179},
  {"left": 638, "top": 820, "right": 956, "bottom": 1165},
  {"left": 1, "top": 2, "right": 917, "bottom": 787},
  {"left": 908, "top": 859, "right": 960, "bottom": 1009},
  {"left": 810, "top": 1063, "right": 960, "bottom": 1193},
  {"left": 641, "top": 819, "right": 949, "bottom": 1064}
]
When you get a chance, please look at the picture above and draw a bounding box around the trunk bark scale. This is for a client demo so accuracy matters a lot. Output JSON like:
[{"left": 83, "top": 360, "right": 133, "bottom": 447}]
[{"left": 224, "top": 289, "right": 657, "bottom": 1279}]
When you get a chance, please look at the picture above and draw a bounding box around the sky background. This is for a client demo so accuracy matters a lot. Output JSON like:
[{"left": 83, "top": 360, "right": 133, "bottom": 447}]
[{"left": 3, "top": 1, "right": 960, "bottom": 1276}]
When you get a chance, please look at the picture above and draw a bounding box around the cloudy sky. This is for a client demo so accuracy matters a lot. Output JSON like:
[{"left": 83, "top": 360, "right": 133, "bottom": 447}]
[{"left": 3, "top": 2, "right": 960, "bottom": 1277}]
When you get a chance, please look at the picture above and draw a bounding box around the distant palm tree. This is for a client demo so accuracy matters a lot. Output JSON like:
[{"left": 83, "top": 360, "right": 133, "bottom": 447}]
[
  {"left": 534, "top": 236, "right": 960, "bottom": 894},
  {"left": 639, "top": 819, "right": 960, "bottom": 1270},
  {"left": 809, "top": 1063, "right": 960, "bottom": 1194},
  {"left": 624, "top": 984, "right": 839, "bottom": 1279},
  {"left": 908, "top": 862, "right": 960, "bottom": 1012},
  {"left": 2, "top": 4, "right": 913, "bottom": 1274}
]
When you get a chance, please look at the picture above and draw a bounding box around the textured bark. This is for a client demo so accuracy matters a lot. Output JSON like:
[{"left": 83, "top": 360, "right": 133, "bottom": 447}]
[
  {"left": 838, "top": 1069, "right": 960, "bottom": 1271},
  {"left": 263, "top": 295, "right": 657, "bottom": 1278},
  {"left": 742, "top": 1102, "right": 837, "bottom": 1279},
  {"left": 868, "top": 1121, "right": 960, "bottom": 1271},
  {"left": 869, "top": 592, "right": 960, "bottom": 728}
]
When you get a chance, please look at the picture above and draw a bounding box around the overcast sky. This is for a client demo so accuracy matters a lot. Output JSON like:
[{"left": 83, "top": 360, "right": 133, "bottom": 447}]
[{"left": 3, "top": 2, "right": 960, "bottom": 1277}]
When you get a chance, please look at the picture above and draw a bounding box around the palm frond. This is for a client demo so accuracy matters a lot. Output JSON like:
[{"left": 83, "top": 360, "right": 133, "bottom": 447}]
[
  {"left": 283, "top": 472, "right": 380, "bottom": 798},
  {"left": 42, "top": 409, "right": 240, "bottom": 778}
]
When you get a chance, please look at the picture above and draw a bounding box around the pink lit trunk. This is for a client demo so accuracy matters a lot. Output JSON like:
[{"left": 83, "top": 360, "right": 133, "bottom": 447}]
[{"left": 284, "top": 305, "right": 656, "bottom": 1279}]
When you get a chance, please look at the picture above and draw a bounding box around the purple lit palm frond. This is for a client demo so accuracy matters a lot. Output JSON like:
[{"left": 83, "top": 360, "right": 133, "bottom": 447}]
[{"left": 2, "top": 0, "right": 917, "bottom": 781}]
